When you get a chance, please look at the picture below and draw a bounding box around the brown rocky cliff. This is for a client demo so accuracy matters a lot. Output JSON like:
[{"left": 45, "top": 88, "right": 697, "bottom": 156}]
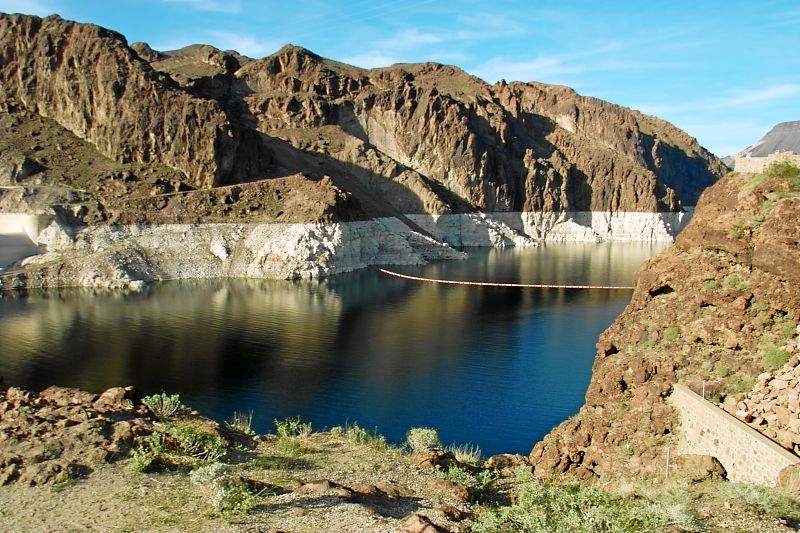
[
  {"left": 1, "top": 14, "right": 725, "bottom": 222},
  {"left": 0, "top": 14, "right": 237, "bottom": 189},
  {"left": 530, "top": 165, "right": 800, "bottom": 479}
]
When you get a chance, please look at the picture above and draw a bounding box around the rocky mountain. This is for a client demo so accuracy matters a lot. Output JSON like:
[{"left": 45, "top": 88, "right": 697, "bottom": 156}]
[
  {"left": 737, "top": 121, "right": 800, "bottom": 158},
  {"left": 0, "top": 13, "right": 725, "bottom": 228},
  {"left": 530, "top": 159, "right": 800, "bottom": 479}
]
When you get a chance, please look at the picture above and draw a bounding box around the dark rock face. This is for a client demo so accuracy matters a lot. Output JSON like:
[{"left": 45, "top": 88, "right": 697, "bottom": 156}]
[
  {"left": 530, "top": 167, "right": 800, "bottom": 479},
  {"left": 0, "top": 13, "right": 725, "bottom": 222}
]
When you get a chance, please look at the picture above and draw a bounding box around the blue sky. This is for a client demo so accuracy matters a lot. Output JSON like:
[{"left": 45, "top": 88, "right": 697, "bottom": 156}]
[{"left": 2, "top": 0, "right": 799, "bottom": 157}]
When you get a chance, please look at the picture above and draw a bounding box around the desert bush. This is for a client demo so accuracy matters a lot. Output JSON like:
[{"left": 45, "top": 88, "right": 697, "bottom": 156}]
[
  {"left": 141, "top": 392, "right": 186, "bottom": 420},
  {"left": 228, "top": 411, "right": 255, "bottom": 436},
  {"left": 701, "top": 279, "right": 718, "bottom": 291},
  {"left": 274, "top": 416, "right": 312, "bottom": 438},
  {"left": 436, "top": 464, "right": 475, "bottom": 484},
  {"left": 406, "top": 427, "right": 442, "bottom": 452},
  {"left": 445, "top": 443, "right": 482, "bottom": 465},
  {"left": 763, "top": 347, "right": 791, "bottom": 371},
  {"left": 128, "top": 422, "right": 225, "bottom": 472},
  {"left": 190, "top": 462, "right": 229, "bottom": 483},
  {"left": 724, "top": 483, "right": 800, "bottom": 522},
  {"left": 472, "top": 479, "right": 672, "bottom": 533},
  {"left": 662, "top": 326, "right": 681, "bottom": 342},
  {"left": 331, "top": 422, "right": 387, "bottom": 448}
]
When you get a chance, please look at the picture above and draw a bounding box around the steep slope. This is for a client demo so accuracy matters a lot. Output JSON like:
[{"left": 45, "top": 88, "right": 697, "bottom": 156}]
[
  {"left": 0, "top": 13, "right": 724, "bottom": 228},
  {"left": 530, "top": 161, "right": 800, "bottom": 479}
]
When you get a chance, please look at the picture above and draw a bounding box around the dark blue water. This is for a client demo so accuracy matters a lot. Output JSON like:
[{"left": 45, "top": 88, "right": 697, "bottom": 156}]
[{"left": 0, "top": 242, "right": 664, "bottom": 456}]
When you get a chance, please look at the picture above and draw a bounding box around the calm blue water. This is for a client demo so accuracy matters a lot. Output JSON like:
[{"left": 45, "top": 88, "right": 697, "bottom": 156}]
[{"left": 0, "top": 242, "right": 665, "bottom": 456}]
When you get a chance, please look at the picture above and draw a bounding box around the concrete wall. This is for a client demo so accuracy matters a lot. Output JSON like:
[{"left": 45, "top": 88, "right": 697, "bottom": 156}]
[
  {"left": 734, "top": 151, "right": 800, "bottom": 173},
  {"left": 670, "top": 384, "right": 799, "bottom": 486}
]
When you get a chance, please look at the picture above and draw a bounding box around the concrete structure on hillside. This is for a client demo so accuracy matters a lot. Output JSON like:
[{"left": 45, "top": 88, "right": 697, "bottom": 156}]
[
  {"left": 670, "top": 384, "right": 799, "bottom": 486},
  {"left": 734, "top": 149, "right": 800, "bottom": 173}
]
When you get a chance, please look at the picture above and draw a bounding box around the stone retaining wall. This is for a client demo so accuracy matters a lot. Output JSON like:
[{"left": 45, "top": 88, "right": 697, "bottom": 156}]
[
  {"left": 670, "top": 383, "right": 799, "bottom": 486},
  {"left": 734, "top": 151, "right": 800, "bottom": 173}
]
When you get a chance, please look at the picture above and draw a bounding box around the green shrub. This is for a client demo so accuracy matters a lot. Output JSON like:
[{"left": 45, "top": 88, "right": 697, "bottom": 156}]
[
  {"left": 763, "top": 347, "right": 791, "bottom": 371},
  {"left": 727, "top": 219, "right": 748, "bottom": 239},
  {"left": 472, "top": 481, "right": 671, "bottom": 533},
  {"left": 128, "top": 423, "right": 225, "bottom": 472},
  {"left": 274, "top": 416, "right": 312, "bottom": 438},
  {"left": 331, "top": 422, "right": 387, "bottom": 449},
  {"left": 724, "top": 483, "right": 800, "bottom": 522},
  {"left": 211, "top": 476, "right": 261, "bottom": 514},
  {"left": 722, "top": 275, "right": 751, "bottom": 290},
  {"left": 190, "top": 462, "right": 229, "bottom": 483},
  {"left": 662, "top": 326, "right": 681, "bottom": 342},
  {"left": 701, "top": 279, "right": 718, "bottom": 291},
  {"left": 779, "top": 320, "right": 798, "bottom": 339},
  {"left": 276, "top": 436, "right": 303, "bottom": 457},
  {"left": 436, "top": 464, "right": 476, "bottom": 484},
  {"left": 751, "top": 300, "right": 770, "bottom": 313},
  {"left": 727, "top": 374, "right": 756, "bottom": 394},
  {"left": 164, "top": 422, "right": 226, "bottom": 461},
  {"left": 141, "top": 392, "right": 187, "bottom": 420},
  {"left": 762, "top": 160, "right": 800, "bottom": 191},
  {"left": 406, "top": 427, "right": 442, "bottom": 452}
]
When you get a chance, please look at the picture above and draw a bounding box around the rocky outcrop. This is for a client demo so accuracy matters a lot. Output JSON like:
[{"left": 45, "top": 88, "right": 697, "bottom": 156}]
[
  {"left": 530, "top": 164, "right": 800, "bottom": 480},
  {"left": 1, "top": 13, "right": 724, "bottom": 229},
  {"left": 0, "top": 14, "right": 237, "bottom": 189},
  {"left": 724, "top": 354, "right": 800, "bottom": 455},
  {"left": 0, "top": 383, "right": 151, "bottom": 486},
  {"left": 735, "top": 121, "right": 800, "bottom": 158}
]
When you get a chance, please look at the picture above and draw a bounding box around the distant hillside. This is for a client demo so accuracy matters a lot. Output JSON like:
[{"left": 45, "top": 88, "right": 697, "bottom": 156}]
[{"left": 734, "top": 121, "right": 800, "bottom": 159}]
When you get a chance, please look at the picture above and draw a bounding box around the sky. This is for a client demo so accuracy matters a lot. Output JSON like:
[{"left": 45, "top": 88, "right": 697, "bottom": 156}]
[{"left": 2, "top": 0, "right": 799, "bottom": 157}]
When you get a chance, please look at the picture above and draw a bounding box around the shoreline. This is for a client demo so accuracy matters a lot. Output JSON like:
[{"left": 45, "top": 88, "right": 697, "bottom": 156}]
[{"left": 1, "top": 210, "right": 690, "bottom": 290}]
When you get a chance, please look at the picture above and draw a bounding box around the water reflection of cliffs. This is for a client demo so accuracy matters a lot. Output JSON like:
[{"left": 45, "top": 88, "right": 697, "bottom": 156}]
[{"left": 0, "top": 243, "right": 663, "bottom": 410}]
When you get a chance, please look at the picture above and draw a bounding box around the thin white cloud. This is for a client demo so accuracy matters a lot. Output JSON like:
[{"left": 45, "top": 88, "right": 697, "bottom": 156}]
[
  {"left": 377, "top": 28, "right": 444, "bottom": 51},
  {"left": 340, "top": 51, "right": 402, "bottom": 69},
  {"left": 633, "top": 84, "right": 800, "bottom": 118},
  {"left": 151, "top": 30, "right": 281, "bottom": 58},
  {"left": 204, "top": 30, "right": 281, "bottom": 58},
  {"left": 720, "top": 84, "right": 800, "bottom": 108},
  {"left": 0, "top": 0, "right": 57, "bottom": 16},
  {"left": 162, "top": 0, "right": 240, "bottom": 14}
]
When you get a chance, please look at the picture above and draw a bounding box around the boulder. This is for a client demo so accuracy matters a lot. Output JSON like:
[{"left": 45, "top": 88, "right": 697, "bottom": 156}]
[{"left": 672, "top": 454, "right": 727, "bottom": 482}]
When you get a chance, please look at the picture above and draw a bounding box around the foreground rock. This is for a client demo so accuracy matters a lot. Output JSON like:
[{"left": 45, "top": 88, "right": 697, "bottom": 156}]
[
  {"left": 0, "top": 382, "right": 152, "bottom": 486},
  {"left": 531, "top": 165, "right": 800, "bottom": 479}
]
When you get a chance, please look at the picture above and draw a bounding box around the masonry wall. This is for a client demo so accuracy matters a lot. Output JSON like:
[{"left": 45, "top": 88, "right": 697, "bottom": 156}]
[
  {"left": 734, "top": 152, "right": 800, "bottom": 173},
  {"left": 669, "top": 384, "right": 799, "bottom": 486}
]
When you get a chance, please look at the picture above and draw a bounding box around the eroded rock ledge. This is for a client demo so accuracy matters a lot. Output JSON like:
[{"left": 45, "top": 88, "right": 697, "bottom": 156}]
[{"left": 2, "top": 210, "right": 689, "bottom": 289}]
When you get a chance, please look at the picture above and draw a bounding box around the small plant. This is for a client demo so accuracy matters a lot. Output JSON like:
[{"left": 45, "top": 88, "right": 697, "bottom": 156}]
[
  {"left": 274, "top": 416, "right": 312, "bottom": 438},
  {"left": 751, "top": 300, "right": 770, "bottom": 313},
  {"left": 763, "top": 347, "right": 791, "bottom": 371},
  {"left": 722, "top": 275, "right": 751, "bottom": 290},
  {"left": 228, "top": 411, "right": 255, "bottom": 436},
  {"left": 211, "top": 477, "right": 262, "bottom": 515},
  {"left": 165, "top": 422, "right": 226, "bottom": 462},
  {"left": 724, "top": 482, "right": 800, "bottom": 522},
  {"left": 406, "top": 427, "right": 442, "bottom": 452},
  {"left": 727, "top": 219, "right": 748, "bottom": 239},
  {"left": 446, "top": 443, "right": 482, "bottom": 466},
  {"left": 701, "top": 279, "right": 718, "bottom": 291},
  {"left": 436, "top": 464, "right": 476, "bottom": 484},
  {"left": 779, "top": 320, "right": 798, "bottom": 339},
  {"left": 141, "top": 392, "right": 187, "bottom": 420},
  {"left": 471, "top": 480, "right": 672, "bottom": 533},
  {"left": 332, "top": 422, "right": 387, "bottom": 448},
  {"left": 662, "top": 326, "right": 681, "bottom": 342},
  {"left": 727, "top": 374, "right": 756, "bottom": 394},
  {"left": 129, "top": 432, "right": 166, "bottom": 472},
  {"left": 276, "top": 436, "right": 303, "bottom": 457},
  {"left": 51, "top": 470, "right": 76, "bottom": 493},
  {"left": 190, "top": 462, "right": 229, "bottom": 483}
]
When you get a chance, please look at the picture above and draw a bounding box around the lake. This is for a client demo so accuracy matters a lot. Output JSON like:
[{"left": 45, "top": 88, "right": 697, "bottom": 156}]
[{"left": 0, "top": 241, "right": 665, "bottom": 456}]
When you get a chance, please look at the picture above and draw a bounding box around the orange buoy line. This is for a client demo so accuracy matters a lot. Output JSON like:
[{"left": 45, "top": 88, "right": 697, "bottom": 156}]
[{"left": 376, "top": 268, "right": 634, "bottom": 290}]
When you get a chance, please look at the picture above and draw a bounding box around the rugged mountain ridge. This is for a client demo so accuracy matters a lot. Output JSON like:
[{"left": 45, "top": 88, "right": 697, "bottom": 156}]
[
  {"left": 737, "top": 121, "right": 800, "bottom": 158},
  {"left": 530, "top": 162, "right": 800, "bottom": 479},
  {"left": 0, "top": 13, "right": 725, "bottom": 227}
]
